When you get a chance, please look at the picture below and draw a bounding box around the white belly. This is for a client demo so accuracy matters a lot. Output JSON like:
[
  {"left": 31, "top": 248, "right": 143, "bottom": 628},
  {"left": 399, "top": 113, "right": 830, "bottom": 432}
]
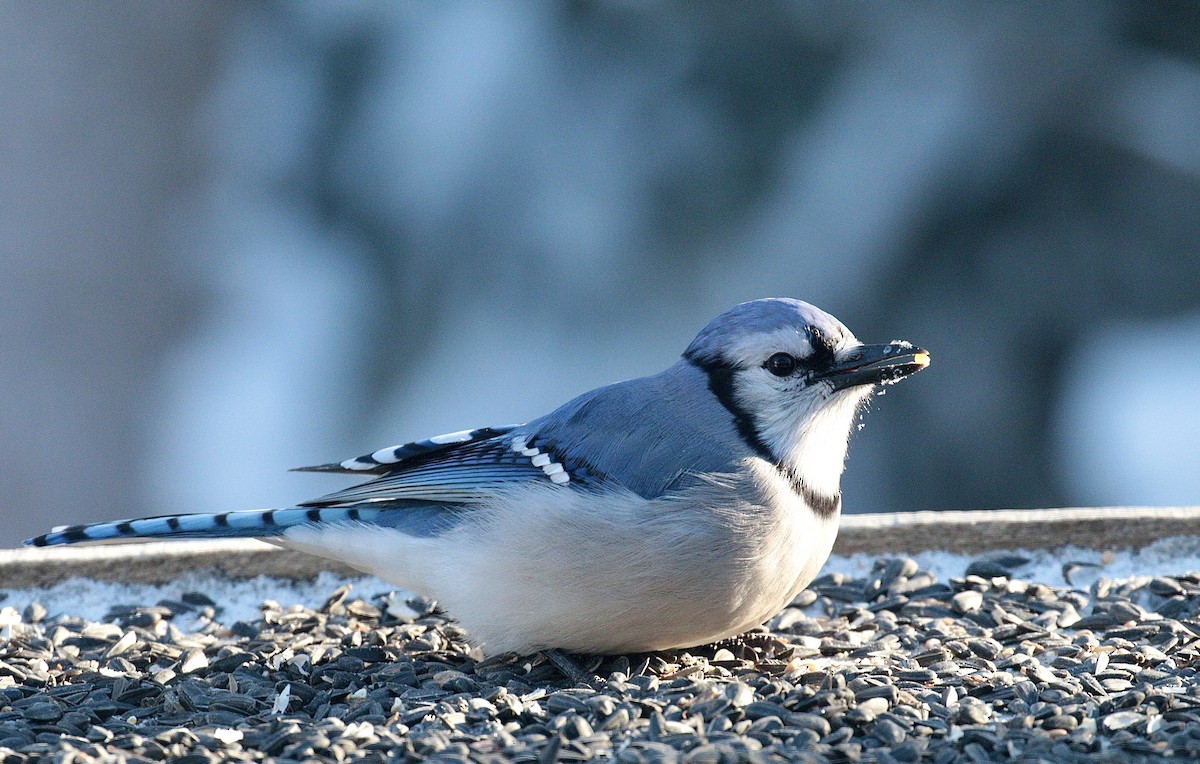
[{"left": 284, "top": 467, "right": 840, "bottom": 655}]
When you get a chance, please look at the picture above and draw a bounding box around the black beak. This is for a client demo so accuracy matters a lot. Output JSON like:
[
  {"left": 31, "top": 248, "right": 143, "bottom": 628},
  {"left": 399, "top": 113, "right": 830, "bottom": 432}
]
[{"left": 816, "top": 342, "right": 930, "bottom": 391}]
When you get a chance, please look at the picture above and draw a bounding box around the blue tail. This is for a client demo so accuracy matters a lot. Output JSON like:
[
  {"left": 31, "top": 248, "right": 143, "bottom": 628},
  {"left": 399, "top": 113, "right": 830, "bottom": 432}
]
[{"left": 24, "top": 506, "right": 389, "bottom": 547}]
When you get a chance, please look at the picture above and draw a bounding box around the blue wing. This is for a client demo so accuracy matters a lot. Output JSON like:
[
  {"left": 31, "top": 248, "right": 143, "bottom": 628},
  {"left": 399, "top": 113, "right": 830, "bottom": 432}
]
[
  {"left": 25, "top": 424, "right": 605, "bottom": 547},
  {"left": 299, "top": 428, "right": 603, "bottom": 506},
  {"left": 293, "top": 425, "right": 521, "bottom": 474}
]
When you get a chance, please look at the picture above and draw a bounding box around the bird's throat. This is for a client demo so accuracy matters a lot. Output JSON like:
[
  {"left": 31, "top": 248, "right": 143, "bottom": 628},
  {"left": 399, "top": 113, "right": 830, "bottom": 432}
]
[{"left": 759, "top": 390, "right": 869, "bottom": 520}]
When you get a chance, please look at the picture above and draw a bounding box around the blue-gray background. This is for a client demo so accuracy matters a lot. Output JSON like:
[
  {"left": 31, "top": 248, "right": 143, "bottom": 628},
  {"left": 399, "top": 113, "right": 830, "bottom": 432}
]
[{"left": 3, "top": 3, "right": 1199, "bottom": 548}]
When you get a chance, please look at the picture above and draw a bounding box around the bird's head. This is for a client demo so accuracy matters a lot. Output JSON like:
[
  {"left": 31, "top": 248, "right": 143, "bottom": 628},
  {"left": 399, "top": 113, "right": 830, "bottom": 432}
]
[{"left": 683, "top": 298, "right": 929, "bottom": 504}]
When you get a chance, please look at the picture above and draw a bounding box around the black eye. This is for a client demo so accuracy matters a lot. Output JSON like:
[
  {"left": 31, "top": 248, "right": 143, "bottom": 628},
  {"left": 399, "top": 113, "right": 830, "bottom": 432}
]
[{"left": 765, "top": 352, "right": 797, "bottom": 377}]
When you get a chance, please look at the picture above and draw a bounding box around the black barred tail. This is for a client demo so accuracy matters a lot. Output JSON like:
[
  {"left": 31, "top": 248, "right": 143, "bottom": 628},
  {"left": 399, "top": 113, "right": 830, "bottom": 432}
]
[{"left": 24, "top": 506, "right": 385, "bottom": 547}]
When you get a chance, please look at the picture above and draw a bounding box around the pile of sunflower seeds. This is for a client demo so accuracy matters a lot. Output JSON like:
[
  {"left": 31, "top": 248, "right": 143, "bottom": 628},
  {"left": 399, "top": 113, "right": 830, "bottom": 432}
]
[{"left": 2, "top": 555, "right": 1200, "bottom": 763}]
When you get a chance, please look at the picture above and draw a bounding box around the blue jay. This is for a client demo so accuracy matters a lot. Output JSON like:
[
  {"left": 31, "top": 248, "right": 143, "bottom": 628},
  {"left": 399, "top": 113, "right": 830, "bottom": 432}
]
[{"left": 28, "top": 299, "right": 928, "bottom": 656}]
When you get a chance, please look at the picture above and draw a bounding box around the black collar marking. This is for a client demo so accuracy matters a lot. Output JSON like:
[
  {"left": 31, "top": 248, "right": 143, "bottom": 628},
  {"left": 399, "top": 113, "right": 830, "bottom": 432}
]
[
  {"left": 686, "top": 355, "right": 841, "bottom": 520},
  {"left": 781, "top": 464, "right": 842, "bottom": 519}
]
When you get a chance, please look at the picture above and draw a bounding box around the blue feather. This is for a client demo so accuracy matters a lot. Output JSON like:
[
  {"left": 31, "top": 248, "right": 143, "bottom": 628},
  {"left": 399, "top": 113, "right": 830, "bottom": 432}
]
[{"left": 25, "top": 504, "right": 469, "bottom": 547}]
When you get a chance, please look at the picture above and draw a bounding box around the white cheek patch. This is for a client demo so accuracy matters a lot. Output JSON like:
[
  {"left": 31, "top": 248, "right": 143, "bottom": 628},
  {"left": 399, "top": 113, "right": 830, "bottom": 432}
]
[
  {"left": 735, "top": 368, "right": 871, "bottom": 500},
  {"left": 512, "top": 437, "right": 571, "bottom": 485}
]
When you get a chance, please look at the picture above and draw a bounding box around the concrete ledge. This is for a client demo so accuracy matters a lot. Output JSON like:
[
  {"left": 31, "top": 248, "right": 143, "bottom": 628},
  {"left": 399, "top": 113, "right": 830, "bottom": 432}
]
[
  {"left": 0, "top": 539, "right": 363, "bottom": 588},
  {"left": 835, "top": 505, "right": 1200, "bottom": 556},
  {"left": 2, "top": 505, "right": 1198, "bottom": 588}
]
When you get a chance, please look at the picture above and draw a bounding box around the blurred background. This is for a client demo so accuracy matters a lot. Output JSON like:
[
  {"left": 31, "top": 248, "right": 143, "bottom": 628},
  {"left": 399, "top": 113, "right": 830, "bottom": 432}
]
[{"left": 2, "top": 2, "right": 1199, "bottom": 548}]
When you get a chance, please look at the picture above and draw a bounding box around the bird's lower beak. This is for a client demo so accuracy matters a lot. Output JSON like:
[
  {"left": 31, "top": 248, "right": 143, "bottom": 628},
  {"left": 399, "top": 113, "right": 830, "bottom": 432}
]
[{"left": 817, "top": 342, "right": 930, "bottom": 391}]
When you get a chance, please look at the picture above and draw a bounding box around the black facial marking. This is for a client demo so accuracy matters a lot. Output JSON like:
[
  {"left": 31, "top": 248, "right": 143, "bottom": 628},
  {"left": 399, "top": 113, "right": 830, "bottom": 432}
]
[
  {"left": 801, "top": 323, "right": 840, "bottom": 369},
  {"left": 688, "top": 352, "right": 843, "bottom": 519},
  {"left": 687, "top": 356, "right": 776, "bottom": 462}
]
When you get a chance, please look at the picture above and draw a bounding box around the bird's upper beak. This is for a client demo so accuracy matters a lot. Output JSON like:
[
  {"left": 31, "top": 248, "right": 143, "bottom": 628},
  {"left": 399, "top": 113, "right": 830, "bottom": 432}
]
[{"left": 816, "top": 342, "right": 930, "bottom": 391}]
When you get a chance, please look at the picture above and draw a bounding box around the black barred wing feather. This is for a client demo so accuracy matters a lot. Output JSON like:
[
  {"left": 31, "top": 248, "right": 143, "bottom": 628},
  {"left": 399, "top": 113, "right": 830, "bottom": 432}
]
[
  {"left": 293, "top": 425, "right": 521, "bottom": 475},
  {"left": 27, "top": 425, "right": 599, "bottom": 547},
  {"left": 299, "top": 429, "right": 595, "bottom": 507}
]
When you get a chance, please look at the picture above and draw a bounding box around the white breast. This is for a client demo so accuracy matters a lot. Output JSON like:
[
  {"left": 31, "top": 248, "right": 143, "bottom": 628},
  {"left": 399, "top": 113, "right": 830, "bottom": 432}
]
[
  {"left": 741, "top": 459, "right": 842, "bottom": 614},
  {"left": 283, "top": 465, "right": 840, "bottom": 656}
]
